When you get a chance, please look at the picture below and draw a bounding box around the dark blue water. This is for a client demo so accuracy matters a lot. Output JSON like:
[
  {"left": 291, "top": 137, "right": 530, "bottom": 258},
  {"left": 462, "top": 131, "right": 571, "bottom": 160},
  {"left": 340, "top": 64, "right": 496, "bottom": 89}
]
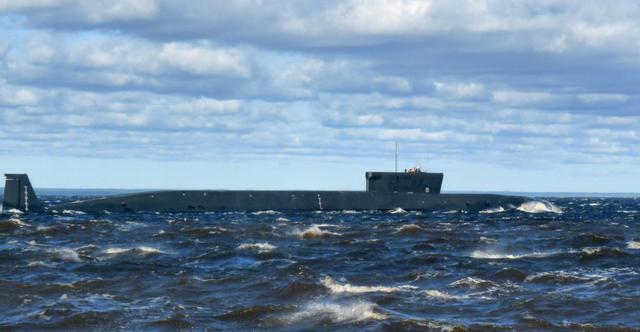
[{"left": 1, "top": 196, "right": 639, "bottom": 331}]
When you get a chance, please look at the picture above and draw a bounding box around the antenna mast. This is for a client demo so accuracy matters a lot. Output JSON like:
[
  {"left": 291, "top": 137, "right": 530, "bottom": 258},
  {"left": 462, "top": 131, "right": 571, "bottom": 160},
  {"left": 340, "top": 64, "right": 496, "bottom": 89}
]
[{"left": 395, "top": 141, "right": 398, "bottom": 173}]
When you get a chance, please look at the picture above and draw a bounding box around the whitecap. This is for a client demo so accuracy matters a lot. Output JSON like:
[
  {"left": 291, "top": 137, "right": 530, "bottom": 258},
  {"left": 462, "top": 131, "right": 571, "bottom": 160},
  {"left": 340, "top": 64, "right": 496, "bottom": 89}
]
[
  {"left": 314, "top": 223, "right": 342, "bottom": 228},
  {"left": 2, "top": 218, "right": 30, "bottom": 228},
  {"left": 237, "top": 242, "right": 277, "bottom": 253},
  {"left": 62, "top": 209, "right": 87, "bottom": 215},
  {"left": 394, "top": 224, "right": 423, "bottom": 235},
  {"left": 321, "top": 276, "right": 416, "bottom": 294},
  {"left": 4, "top": 208, "right": 24, "bottom": 215},
  {"left": 424, "top": 290, "right": 463, "bottom": 300},
  {"left": 479, "top": 206, "right": 506, "bottom": 214},
  {"left": 626, "top": 241, "right": 640, "bottom": 249},
  {"left": 470, "top": 250, "right": 559, "bottom": 260},
  {"left": 517, "top": 200, "right": 563, "bottom": 214},
  {"left": 525, "top": 271, "right": 592, "bottom": 283},
  {"left": 283, "top": 301, "right": 387, "bottom": 324},
  {"left": 292, "top": 225, "right": 341, "bottom": 239},
  {"left": 27, "top": 261, "right": 52, "bottom": 268},
  {"left": 36, "top": 225, "right": 55, "bottom": 232},
  {"left": 479, "top": 236, "right": 497, "bottom": 244},
  {"left": 275, "top": 217, "right": 289, "bottom": 222},
  {"left": 389, "top": 207, "right": 407, "bottom": 214},
  {"left": 252, "top": 210, "right": 280, "bottom": 215},
  {"left": 448, "top": 277, "right": 498, "bottom": 289},
  {"left": 49, "top": 248, "right": 82, "bottom": 262},
  {"left": 100, "top": 246, "right": 164, "bottom": 258}
]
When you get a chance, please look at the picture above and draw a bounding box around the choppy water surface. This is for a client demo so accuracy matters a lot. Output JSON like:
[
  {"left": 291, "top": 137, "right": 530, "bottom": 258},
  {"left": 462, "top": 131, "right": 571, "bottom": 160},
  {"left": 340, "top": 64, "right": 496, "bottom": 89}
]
[{"left": 1, "top": 196, "right": 639, "bottom": 331}]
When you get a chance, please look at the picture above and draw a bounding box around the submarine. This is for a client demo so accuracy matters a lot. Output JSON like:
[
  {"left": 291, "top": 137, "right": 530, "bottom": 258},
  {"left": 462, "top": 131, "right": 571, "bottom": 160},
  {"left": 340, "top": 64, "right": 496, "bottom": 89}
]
[{"left": 2, "top": 170, "right": 528, "bottom": 214}]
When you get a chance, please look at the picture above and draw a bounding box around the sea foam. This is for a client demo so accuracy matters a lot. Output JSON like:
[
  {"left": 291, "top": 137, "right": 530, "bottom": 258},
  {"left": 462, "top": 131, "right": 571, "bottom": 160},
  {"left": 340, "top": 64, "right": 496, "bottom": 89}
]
[
  {"left": 238, "top": 242, "right": 277, "bottom": 253},
  {"left": 321, "top": 276, "right": 416, "bottom": 294},
  {"left": 626, "top": 241, "right": 640, "bottom": 249},
  {"left": 395, "top": 224, "right": 423, "bottom": 235},
  {"left": 517, "top": 200, "right": 563, "bottom": 214},
  {"left": 424, "top": 290, "right": 463, "bottom": 300},
  {"left": 293, "top": 225, "right": 341, "bottom": 239},
  {"left": 284, "top": 301, "right": 387, "bottom": 324},
  {"left": 470, "top": 250, "right": 560, "bottom": 260},
  {"left": 49, "top": 248, "right": 82, "bottom": 262},
  {"left": 389, "top": 207, "right": 407, "bottom": 214},
  {"left": 479, "top": 206, "right": 506, "bottom": 214},
  {"left": 101, "top": 246, "right": 164, "bottom": 258}
]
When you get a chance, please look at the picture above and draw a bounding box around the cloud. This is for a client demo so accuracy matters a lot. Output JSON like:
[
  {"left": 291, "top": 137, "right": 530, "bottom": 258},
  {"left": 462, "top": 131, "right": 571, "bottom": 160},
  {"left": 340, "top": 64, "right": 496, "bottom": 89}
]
[
  {"left": 434, "top": 81, "right": 484, "bottom": 99},
  {"left": 578, "top": 93, "right": 629, "bottom": 104},
  {"left": 0, "top": 0, "right": 639, "bottom": 183},
  {"left": 492, "top": 90, "right": 553, "bottom": 105},
  {"left": 0, "top": 0, "right": 63, "bottom": 12}
]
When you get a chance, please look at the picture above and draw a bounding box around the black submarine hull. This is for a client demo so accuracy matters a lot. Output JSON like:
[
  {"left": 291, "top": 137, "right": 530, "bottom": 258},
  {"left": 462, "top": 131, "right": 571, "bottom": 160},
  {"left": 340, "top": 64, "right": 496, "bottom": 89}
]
[
  {"left": 3, "top": 173, "right": 529, "bottom": 214},
  {"left": 49, "top": 190, "right": 528, "bottom": 213}
]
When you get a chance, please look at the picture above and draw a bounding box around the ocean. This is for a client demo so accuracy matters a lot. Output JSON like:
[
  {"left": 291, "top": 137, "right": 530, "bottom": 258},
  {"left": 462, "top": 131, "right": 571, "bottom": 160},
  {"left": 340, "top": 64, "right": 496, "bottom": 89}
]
[{"left": 1, "top": 194, "right": 639, "bottom": 331}]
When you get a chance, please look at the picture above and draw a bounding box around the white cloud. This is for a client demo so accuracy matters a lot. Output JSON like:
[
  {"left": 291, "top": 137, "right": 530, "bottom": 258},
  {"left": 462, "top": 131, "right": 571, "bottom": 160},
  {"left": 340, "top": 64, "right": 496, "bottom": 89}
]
[
  {"left": 492, "top": 90, "right": 553, "bottom": 106},
  {"left": 82, "top": 0, "right": 157, "bottom": 23},
  {"left": 571, "top": 22, "right": 635, "bottom": 48},
  {"left": 1, "top": 0, "right": 640, "bottom": 175},
  {"left": 158, "top": 43, "right": 250, "bottom": 77},
  {"left": 0, "top": 82, "right": 41, "bottom": 105},
  {"left": 578, "top": 93, "right": 629, "bottom": 104},
  {"left": 171, "top": 98, "right": 241, "bottom": 114},
  {"left": 0, "top": 0, "right": 62, "bottom": 11},
  {"left": 329, "top": 0, "right": 432, "bottom": 34},
  {"left": 434, "top": 81, "right": 484, "bottom": 98}
]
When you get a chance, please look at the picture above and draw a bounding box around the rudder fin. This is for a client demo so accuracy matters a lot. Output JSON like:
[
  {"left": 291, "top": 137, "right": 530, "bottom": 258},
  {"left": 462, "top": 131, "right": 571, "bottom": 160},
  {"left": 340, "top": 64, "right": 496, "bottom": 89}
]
[{"left": 3, "top": 174, "right": 43, "bottom": 212}]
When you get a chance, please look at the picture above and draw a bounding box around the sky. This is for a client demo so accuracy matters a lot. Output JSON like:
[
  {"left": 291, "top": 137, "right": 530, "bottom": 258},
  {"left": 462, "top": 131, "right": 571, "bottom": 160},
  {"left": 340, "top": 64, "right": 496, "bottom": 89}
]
[{"left": 0, "top": 0, "right": 639, "bottom": 192}]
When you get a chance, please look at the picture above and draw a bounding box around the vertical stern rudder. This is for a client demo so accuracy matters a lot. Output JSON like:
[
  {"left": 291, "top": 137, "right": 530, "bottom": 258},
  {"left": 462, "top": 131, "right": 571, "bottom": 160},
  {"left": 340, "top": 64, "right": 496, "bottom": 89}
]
[{"left": 2, "top": 174, "right": 43, "bottom": 213}]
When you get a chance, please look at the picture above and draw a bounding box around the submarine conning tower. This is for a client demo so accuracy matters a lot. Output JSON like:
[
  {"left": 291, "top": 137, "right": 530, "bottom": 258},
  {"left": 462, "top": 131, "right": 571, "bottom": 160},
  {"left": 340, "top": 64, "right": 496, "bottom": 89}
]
[{"left": 366, "top": 171, "right": 443, "bottom": 194}]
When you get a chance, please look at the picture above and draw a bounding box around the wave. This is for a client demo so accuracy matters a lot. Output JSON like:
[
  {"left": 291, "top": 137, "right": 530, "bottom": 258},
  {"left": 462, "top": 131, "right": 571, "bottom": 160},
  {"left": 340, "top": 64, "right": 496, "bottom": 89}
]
[
  {"left": 448, "top": 277, "right": 498, "bottom": 290},
  {"left": 48, "top": 248, "right": 82, "bottom": 262},
  {"left": 0, "top": 218, "right": 30, "bottom": 231},
  {"left": 389, "top": 207, "right": 407, "bottom": 214},
  {"left": 627, "top": 241, "right": 640, "bottom": 249},
  {"left": 293, "top": 225, "right": 341, "bottom": 239},
  {"left": 395, "top": 224, "right": 423, "bottom": 235},
  {"left": 477, "top": 200, "right": 562, "bottom": 214},
  {"left": 62, "top": 209, "right": 87, "bottom": 215},
  {"left": 525, "top": 271, "right": 593, "bottom": 284},
  {"left": 321, "top": 276, "right": 416, "bottom": 294},
  {"left": 517, "top": 200, "right": 563, "bottom": 214},
  {"left": 479, "top": 206, "right": 506, "bottom": 214},
  {"left": 27, "top": 261, "right": 53, "bottom": 268},
  {"left": 252, "top": 210, "right": 280, "bottom": 215},
  {"left": 2, "top": 208, "right": 24, "bottom": 215},
  {"left": 283, "top": 300, "right": 387, "bottom": 324},
  {"left": 579, "top": 247, "right": 626, "bottom": 259},
  {"left": 217, "top": 304, "right": 284, "bottom": 322},
  {"left": 100, "top": 246, "right": 164, "bottom": 258},
  {"left": 238, "top": 242, "right": 277, "bottom": 253},
  {"left": 424, "top": 290, "right": 464, "bottom": 300},
  {"left": 275, "top": 217, "right": 289, "bottom": 222},
  {"left": 470, "top": 250, "right": 561, "bottom": 260}
]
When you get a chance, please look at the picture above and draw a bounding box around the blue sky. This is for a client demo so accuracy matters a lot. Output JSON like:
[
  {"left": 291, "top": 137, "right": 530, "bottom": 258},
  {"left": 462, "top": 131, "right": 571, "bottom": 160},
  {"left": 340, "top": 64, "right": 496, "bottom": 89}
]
[{"left": 1, "top": 0, "right": 639, "bottom": 192}]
